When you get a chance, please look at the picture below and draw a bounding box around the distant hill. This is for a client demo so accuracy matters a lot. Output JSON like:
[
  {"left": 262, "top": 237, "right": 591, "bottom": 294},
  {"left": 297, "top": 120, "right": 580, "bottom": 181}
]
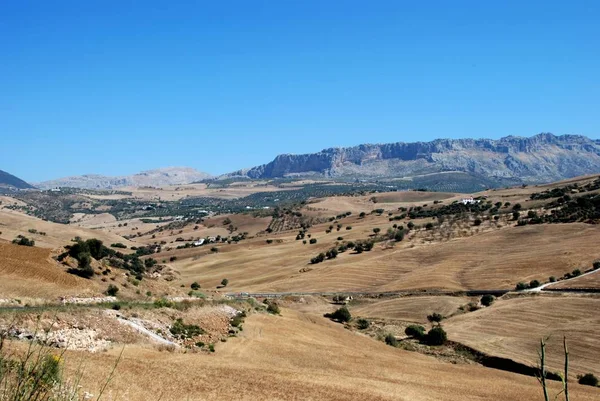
[
  {"left": 36, "top": 167, "right": 212, "bottom": 190},
  {"left": 226, "top": 133, "right": 600, "bottom": 186},
  {"left": 0, "top": 169, "right": 35, "bottom": 190}
]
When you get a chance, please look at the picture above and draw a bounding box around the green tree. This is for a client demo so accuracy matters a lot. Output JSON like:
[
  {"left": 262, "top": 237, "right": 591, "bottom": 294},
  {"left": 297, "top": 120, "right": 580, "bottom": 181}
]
[
  {"left": 221, "top": 278, "right": 229, "bottom": 287},
  {"left": 480, "top": 294, "right": 495, "bottom": 307},
  {"left": 426, "top": 327, "right": 447, "bottom": 346}
]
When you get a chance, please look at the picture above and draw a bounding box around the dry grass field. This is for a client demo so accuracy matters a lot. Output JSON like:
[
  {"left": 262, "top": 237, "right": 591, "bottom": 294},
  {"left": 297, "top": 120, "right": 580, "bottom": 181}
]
[
  {"left": 351, "top": 296, "right": 475, "bottom": 324},
  {"left": 445, "top": 294, "right": 600, "bottom": 377},
  {"left": 547, "top": 271, "right": 600, "bottom": 290},
  {"left": 0, "top": 209, "right": 137, "bottom": 249},
  {"left": 170, "top": 221, "right": 600, "bottom": 293},
  {"left": 0, "top": 242, "right": 93, "bottom": 298},
  {"left": 42, "top": 308, "right": 599, "bottom": 401}
]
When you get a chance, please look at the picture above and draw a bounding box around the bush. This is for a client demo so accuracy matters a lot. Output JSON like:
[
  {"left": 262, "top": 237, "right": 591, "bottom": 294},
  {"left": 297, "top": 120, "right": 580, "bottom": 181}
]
[
  {"left": 572, "top": 269, "right": 582, "bottom": 277},
  {"left": 266, "top": 239, "right": 273, "bottom": 244},
  {"left": 593, "top": 261, "right": 600, "bottom": 270},
  {"left": 577, "top": 373, "right": 599, "bottom": 387},
  {"left": 384, "top": 333, "right": 398, "bottom": 347},
  {"left": 425, "top": 327, "right": 447, "bottom": 346},
  {"left": 211, "top": 247, "right": 219, "bottom": 253},
  {"left": 529, "top": 279, "right": 541, "bottom": 288},
  {"left": 346, "top": 226, "right": 352, "bottom": 230},
  {"left": 373, "top": 228, "right": 381, "bottom": 235},
  {"left": 405, "top": 325, "right": 426, "bottom": 340},
  {"left": 357, "top": 318, "right": 370, "bottom": 330},
  {"left": 310, "top": 253, "right": 326, "bottom": 264},
  {"left": 512, "top": 211, "right": 521, "bottom": 220},
  {"left": 111, "top": 243, "right": 127, "bottom": 248},
  {"left": 105, "top": 284, "right": 119, "bottom": 296},
  {"left": 427, "top": 313, "right": 443, "bottom": 324},
  {"left": 473, "top": 218, "right": 482, "bottom": 226},
  {"left": 266, "top": 302, "right": 281, "bottom": 315},
  {"left": 221, "top": 278, "right": 229, "bottom": 287},
  {"left": 425, "top": 222, "right": 434, "bottom": 230},
  {"left": 326, "top": 306, "right": 351, "bottom": 323},
  {"left": 169, "top": 256, "right": 177, "bottom": 262},
  {"left": 515, "top": 282, "right": 528, "bottom": 291},
  {"left": 549, "top": 276, "right": 556, "bottom": 283},
  {"left": 191, "top": 282, "right": 201, "bottom": 290},
  {"left": 170, "top": 318, "right": 204, "bottom": 339},
  {"left": 309, "top": 238, "right": 317, "bottom": 244},
  {"left": 480, "top": 294, "right": 495, "bottom": 307},
  {"left": 12, "top": 235, "right": 35, "bottom": 246}
]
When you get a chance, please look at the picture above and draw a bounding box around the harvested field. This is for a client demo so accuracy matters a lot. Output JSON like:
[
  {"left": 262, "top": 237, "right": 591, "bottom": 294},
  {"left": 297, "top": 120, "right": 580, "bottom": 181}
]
[
  {"left": 546, "top": 269, "right": 600, "bottom": 290},
  {"left": 0, "top": 242, "right": 93, "bottom": 298},
  {"left": 171, "top": 222, "right": 600, "bottom": 293},
  {"left": 351, "top": 296, "right": 474, "bottom": 323},
  {"left": 445, "top": 294, "right": 600, "bottom": 378},
  {"left": 43, "top": 308, "right": 599, "bottom": 401},
  {"left": 0, "top": 209, "right": 135, "bottom": 249}
]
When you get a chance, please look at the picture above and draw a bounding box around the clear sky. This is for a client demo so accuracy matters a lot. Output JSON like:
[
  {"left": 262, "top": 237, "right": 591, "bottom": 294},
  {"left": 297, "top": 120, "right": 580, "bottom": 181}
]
[{"left": 1, "top": 1, "right": 599, "bottom": 182}]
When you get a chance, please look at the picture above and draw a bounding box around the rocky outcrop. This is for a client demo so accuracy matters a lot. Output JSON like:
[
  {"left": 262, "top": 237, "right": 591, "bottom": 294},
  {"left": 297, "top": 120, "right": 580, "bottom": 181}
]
[
  {"left": 36, "top": 167, "right": 212, "bottom": 190},
  {"left": 227, "top": 133, "right": 600, "bottom": 184}
]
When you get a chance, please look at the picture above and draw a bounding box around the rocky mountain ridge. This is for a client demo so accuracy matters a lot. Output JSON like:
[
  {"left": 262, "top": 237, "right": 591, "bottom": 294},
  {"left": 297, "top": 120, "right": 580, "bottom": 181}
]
[
  {"left": 36, "top": 167, "right": 212, "bottom": 190},
  {"left": 227, "top": 133, "right": 600, "bottom": 185}
]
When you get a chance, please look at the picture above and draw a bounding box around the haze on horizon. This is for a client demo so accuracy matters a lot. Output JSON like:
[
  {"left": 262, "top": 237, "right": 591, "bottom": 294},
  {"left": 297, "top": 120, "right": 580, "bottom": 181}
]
[{"left": 1, "top": 1, "right": 599, "bottom": 182}]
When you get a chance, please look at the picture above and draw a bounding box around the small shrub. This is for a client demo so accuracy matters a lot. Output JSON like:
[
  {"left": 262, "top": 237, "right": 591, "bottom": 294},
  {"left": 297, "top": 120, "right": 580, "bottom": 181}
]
[
  {"left": 384, "top": 333, "right": 398, "bottom": 347},
  {"left": 426, "top": 313, "right": 443, "bottom": 325},
  {"left": 309, "top": 238, "right": 317, "bottom": 244},
  {"left": 515, "top": 282, "right": 528, "bottom": 291},
  {"left": 549, "top": 276, "right": 556, "bottom": 283},
  {"left": 473, "top": 218, "right": 482, "bottom": 226},
  {"left": 577, "top": 373, "right": 599, "bottom": 387},
  {"left": 208, "top": 344, "right": 215, "bottom": 352},
  {"left": 266, "top": 302, "right": 281, "bottom": 315},
  {"left": 191, "top": 281, "right": 201, "bottom": 290},
  {"left": 337, "top": 237, "right": 344, "bottom": 241},
  {"left": 346, "top": 226, "right": 352, "bottom": 230},
  {"left": 572, "top": 269, "right": 582, "bottom": 277},
  {"left": 170, "top": 318, "right": 204, "bottom": 339},
  {"left": 426, "top": 327, "right": 447, "bottom": 346},
  {"left": 405, "top": 325, "right": 426, "bottom": 340},
  {"left": 357, "top": 318, "right": 370, "bottom": 330},
  {"left": 480, "top": 294, "right": 495, "bottom": 307},
  {"left": 211, "top": 247, "right": 219, "bottom": 253},
  {"left": 105, "top": 284, "right": 119, "bottom": 296},
  {"left": 326, "top": 306, "right": 351, "bottom": 323},
  {"left": 111, "top": 303, "right": 121, "bottom": 311},
  {"left": 529, "top": 279, "right": 541, "bottom": 288},
  {"left": 169, "top": 256, "right": 177, "bottom": 262},
  {"left": 266, "top": 239, "right": 273, "bottom": 244},
  {"left": 221, "top": 278, "right": 229, "bottom": 287}
]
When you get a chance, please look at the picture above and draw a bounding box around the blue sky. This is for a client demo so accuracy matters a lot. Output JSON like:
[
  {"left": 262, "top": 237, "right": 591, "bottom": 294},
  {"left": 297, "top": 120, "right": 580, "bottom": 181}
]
[{"left": 1, "top": 1, "right": 599, "bottom": 182}]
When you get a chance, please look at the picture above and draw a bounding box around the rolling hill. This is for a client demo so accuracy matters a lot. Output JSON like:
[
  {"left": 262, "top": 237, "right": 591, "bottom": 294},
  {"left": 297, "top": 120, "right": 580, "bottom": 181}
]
[{"left": 226, "top": 133, "right": 600, "bottom": 186}]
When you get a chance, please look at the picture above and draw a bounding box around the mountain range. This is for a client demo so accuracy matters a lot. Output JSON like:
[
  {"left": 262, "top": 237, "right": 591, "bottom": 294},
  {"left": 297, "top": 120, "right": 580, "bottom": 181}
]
[
  {"left": 35, "top": 167, "right": 212, "bottom": 190},
  {"left": 6, "top": 133, "right": 600, "bottom": 191},
  {"left": 227, "top": 133, "right": 600, "bottom": 185},
  {"left": 0, "top": 169, "right": 35, "bottom": 190}
]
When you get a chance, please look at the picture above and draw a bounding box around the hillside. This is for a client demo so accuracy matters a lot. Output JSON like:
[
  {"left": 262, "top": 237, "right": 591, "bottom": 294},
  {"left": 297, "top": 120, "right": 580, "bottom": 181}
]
[
  {"left": 227, "top": 133, "right": 600, "bottom": 186},
  {"left": 36, "top": 167, "right": 212, "bottom": 189},
  {"left": 0, "top": 169, "right": 34, "bottom": 190}
]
